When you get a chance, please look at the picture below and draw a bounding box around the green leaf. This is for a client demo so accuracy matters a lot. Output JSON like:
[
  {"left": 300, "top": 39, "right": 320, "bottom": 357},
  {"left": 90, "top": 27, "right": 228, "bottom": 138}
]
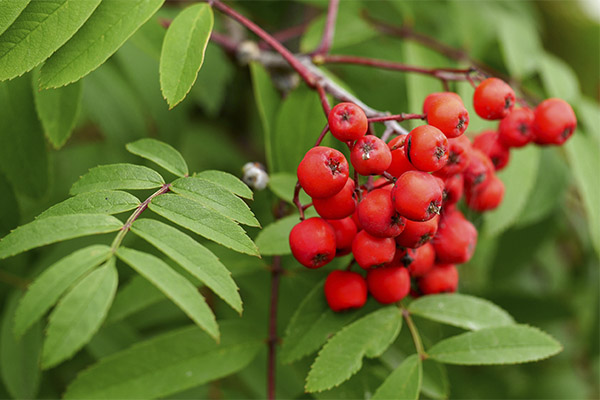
[
  {"left": 196, "top": 170, "right": 253, "bottom": 199},
  {"left": 190, "top": 43, "right": 234, "bottom": 116},
  {"left": 149, "top": 194, "right": 259, "bottom": 256},
  {"left": 249, "top": 62, "right": 279, "bottom": 171},
  {"left": 63, "top": 321, "right": 262, "bottom": 399},
  {"left": 33, "top": 79, "right": 82, "bottom": 148},
  {"left": 372, "top": 354, "right": 422, "bottom": 400},
  {"left": 116, "top": 247, "right": 219, "bottom": 340},
  {"left": 306, "top": 307, "right": 403, "bottom": 392},
  {"left": 408, "top": 294, "right": 514, "bottom": 331},
  {"left": 171, "top": 177, "right": 259, "bottom": 227},
  {"left": 0, "top": 0, "right": 101, "bottom": 81},
  {"left": 159, "top": 3, "right": 213, "bottom": 108},
  {"left": 14, "top": 245, "right": 111, "bottom": 337},
  {"left": 539, "top": 53, "right": 580, "bottom": 104},
  {"left": 0, "top": 214, "right": 122, "bottom": 260},
  {"left": 484, "top": 145, "right": 541, "bottom": 237},
  {"left": 131, "top": 219, "right": 242, "bottom": 313},
  {"left": 106, "top": 276, "right": 165, "bottom": 324},
  {"left": 0, "top": 172, "right": 19, "bottom": 237},
  {"left": 39, "top": 0, "right": 165, "bottom": 88},
  {"left": 255, "top": 215, "right": 299, "bottom": 256},
  {"left": 421, "top": 360, "right": 449, "bottom": 400},
  {"left": 428, "top": 325, "right": 562, "bottom": 365},
  {"left": 497, "top": 12, "right": 542, "bottom": 78},
  {"left": 126, "top": 138, "right": 189, "bottom": 177},
  {"left": 70, "top": 163, "right": 165, "bottom": 195},
  {"left": 42, "top": 259, "right": 118, "bottom": 369},
  {"left": 0, "top": 0, "right": 29, "bottom": 36},
  {"left": 37, "top": 191, "right": 140, "bottom": 219},
  {"left": 268, "top": 172, "right": 310, "bottom": 205}
]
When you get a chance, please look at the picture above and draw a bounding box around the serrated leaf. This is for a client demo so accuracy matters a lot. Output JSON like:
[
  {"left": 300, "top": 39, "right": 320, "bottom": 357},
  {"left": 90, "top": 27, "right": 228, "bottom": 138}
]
[
  {"left": 268, "top": 172, "right": 310, "bottom": 205},
  {"left": 126, "top": 138, "right": 189, "bottom": 177},
  {"left": 372, "top": 354, "right": 422, "bottom": 400},
  {"left": 0, "top": 0, "right": 101, "bottom": 81},
  {"left": 132, "top": 218, "right": 242, "bottom": 313},
  {"left": 39, "top": 0, "right": 165, "bottom": 88},
  {"left": 106, "top": 275, "right": 165, "bottom": 324},
  {"left": 195, "top": 170, "right": 253, "bottom": 199},
  {"left": 255, "top": 215, "right": 299, "bottom": 256},
  {"left": 171, "top": 177, "right": 259, "bottom": 227},
  {"left": 14, "top": 245, "right": 111, "bottom": 337},
  {"left": 306, "top": 307, "right": 403, "bottom": 393},
  {"left": 149, "top": 194, "right": 259, "bottom": 256},
  {"left": 70, "top": 163, "right": 165, "bottom": 195},
  {"left": 428, "top": 325, "right": 562, "bottom": 365},
  {"left": 33, "top": 79, "right": 82, "bottom": 148},
  {"left": 64, "top": 321, "right": 262, "bottom": 399},
  {"left": 408, "top": 294, "right": 514, "bottom": 331},
  {"left": 539, "top": 53, "right": 580, "bottom": 104},
  {"left": 0, "top": 214, "right": 122, "bottom": 260},
  {"left": 0, "top": 0, "right": 30, "bottom": 36},
  {"left": 37, "top": 191, "right": 140, "bottom": 219},
  {"left": 116, "top": 247, "right": 219, "bottom": 340},
  {"left": 160, "top": 3, "right": 213, "bottom": 108},
  {"left": 497, "top": 12, "right": 541, "bottom": 78},
  {"left": 249, "top": 62, "right": 279, "bottom": 171},
  {"left": 42, "top": 259, "right": 118, "bottom": 369}
]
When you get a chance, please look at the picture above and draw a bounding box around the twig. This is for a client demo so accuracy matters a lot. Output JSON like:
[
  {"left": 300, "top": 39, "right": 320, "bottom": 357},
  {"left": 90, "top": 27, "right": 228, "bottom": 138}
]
[
  {"left": 313, "top": 0, "right": 340, "bottom": 56},
  {"left": 314, "top": 123, "right": 330, "bottom": 147},
  {"left": 316, "top": 85, "right": 331, "bottom": 117},
  {"left": 293, "top": 182, "right": 305, "bottom": 221},
  {"left": 368, "top": 113, "right": 425, "bottom": 123}
]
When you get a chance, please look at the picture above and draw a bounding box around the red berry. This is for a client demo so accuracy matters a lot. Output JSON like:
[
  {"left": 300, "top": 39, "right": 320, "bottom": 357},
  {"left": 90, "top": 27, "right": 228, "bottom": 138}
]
[
  {"left": 351, "top": 135, "right": 392, "bottom": 175},
  {"left": 427, "top": 97, "right": 469, "bottom": 138},
  {"left": 423, "top": 92, "right": 463, "bottom": 114},
  {"left": 351, "top": 208, "right": 363, "bottom": 231},
  {"left": 433, "top": 209, "right": 477, "bottom": 264},
  {"left": 324, "top": 270, "right": 367, "bottom": 312},
  {"left": 463, "top": 148, "right": 494, "bottom": 191},
  {"left": 371, "top": 176, "right": 394, "bottom": 191},
  {"left": 289, "top": 217, "right": 336, "bottom": 268},
  {"left": 367, "top": 266, "right": 410, "bottom": 304},
  {"left": 297, "top": 146, "right": 349, "bottom": 198},
  {"left": 472, "top": 130, "right": 511, "bottom": 170},
  {"left": 498, "top": 107, "right": 534, "bottom": 148},
  {"left": 435, "top": 135, "right": 472, "bottom": 177},
  {"left": 438, "top": 173, "right": 464, "bottom": 206},
  {"left": 532, "top": 98, "right": 577, "bottom": 145},
  {"left": 405, "top": 125, "right": 449, "bottom": 172},
  {"left": 313, "top": 179, "right": 356, "bottom": 219},
  {"left": 391, "top": 171, "right": 443, "bottom": 221},
  {"left": 326, "top": 217, "right": 358, "bottom": 256},
  {"left": 352, "top": 230, "right": 396, "bottom": 269},
  {"left": 473, "top": 77, "right": 516, "bottom": 120},
  {"left": 395, "top": 215, "right": 440, "bottom": 248},
  {"left": 466, "top": 174, "right": 504, "bottom": 212},
  {"left": 407, "top": 243, "right": 436, "bottom": 277},
  {"left": 358, "top": 189, "right": 406, "bottom": 237},
  {"left": 418, "top": 264, "right": 458, "bottom": 294},
  {"left": 386, "top": 136, "right": 415, "bottom": 178},
  {"left": 328, "top": 102, "right": 368, "bottom": 142}
]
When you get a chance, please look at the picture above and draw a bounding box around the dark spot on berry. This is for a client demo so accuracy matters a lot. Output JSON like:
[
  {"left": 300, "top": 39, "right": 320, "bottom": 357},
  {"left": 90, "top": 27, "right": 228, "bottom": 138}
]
[
  {"left": 406, "top": 136, "right": 413, "bottom": 163},
  {"left": 504, "top": 95, "right": 514, "bottom": 110},
  {"left": 561, "top": 126, "right": 573, "bottom": 139},
  {"left": 434, "top": 146, "right": 446, "bottom": 160},
  {"left": 518, "top": 123, "right": 528, "bottom": 135},
  {"left": 473, "top": 173, "right": 486, "bottom": 186},
  {"left": 391, "top": 214, "right": 405, "bottom": 228},
  {"left": 427, "top": 201, "right": 441, "bottom": 216},
  {"left": 448, "top": 151, "right": 460, "bottom": 165},
  {"left": 327, "top": 158, "right": 341, "bottom": 175},
  {"left": 417, "top": 233, "right": 432, "bottom": 247},
  {"left": 312, "top": 253, "right": 330, "bottom": 266},
  {"left": 401, "top": 252, "right": 414, "bottom": 267},
  {"left": 491, "top": 157, "right": 500, "bottom": 167}
]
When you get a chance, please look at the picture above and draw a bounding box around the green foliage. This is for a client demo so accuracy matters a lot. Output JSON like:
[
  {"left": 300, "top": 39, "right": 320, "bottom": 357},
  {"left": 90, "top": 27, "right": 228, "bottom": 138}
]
[
  {"left": 37, "top": 191, "right": 141, "bottom": 219},
  {"left": 0, "top": 0, "right": 30, "bottom": 36},
  {"left": 371, "top": 354, "right": 422, "bottom": 400},
  {"left": 126, "top": 138, "right": 189, "bottom": 177},
  {"left": 70, "top": 164, "right": 165, "bottom": 194},
  {"left": 255, "top": 215, "right": 297, "bottom": 256}
]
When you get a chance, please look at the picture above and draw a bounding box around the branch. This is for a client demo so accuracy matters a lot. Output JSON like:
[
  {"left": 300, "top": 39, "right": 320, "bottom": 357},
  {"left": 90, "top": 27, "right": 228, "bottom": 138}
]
[
  {"left": 313, "top": 0, "right": 340, "bottom": 56},
  {"left": 368, "top": 113, "right": 425, "bottom": 123}
]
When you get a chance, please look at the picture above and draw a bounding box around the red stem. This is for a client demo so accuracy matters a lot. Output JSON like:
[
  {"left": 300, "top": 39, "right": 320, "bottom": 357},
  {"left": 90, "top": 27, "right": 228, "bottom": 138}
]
[
  {"left": 313, "top": 0, "right": 340, "bottom": 56},
  {"left": 259, "top": 22, "right": 310, "bottom": 49},
  {"left": 317, "top": 85, "right": 331, "bottom": 116},
  {"left": 314, "top": 123, "right": 330, "bottom": 147},
  {"left": 293, "top": 182, "right": 305, "bottom": 220},
  {"left": 368, "top": 113, "right": 425, "bottom": 123}
]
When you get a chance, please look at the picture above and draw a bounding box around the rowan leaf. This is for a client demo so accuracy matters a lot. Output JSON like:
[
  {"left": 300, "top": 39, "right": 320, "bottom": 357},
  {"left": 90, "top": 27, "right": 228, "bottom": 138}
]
[
  {"left": 196, "top": 170, "right": 253, "bottom": 199},
  {"left": 372, "top": 354, "right": 422, "bottom": 400},
  {"left": 70, "top": 164, "right": 165, "bottom": 195},
  {"left": 36, "top": 191, "right": 140, "bottom": 219},
  {"left": 106, "top": 275, "right": 165, "bottom": 324},
  {"left": 126, "top": 138, "right": 189, "bottom": 177},
  {"left": 0, "top": 0, "right": 30, "bottom": 36}
]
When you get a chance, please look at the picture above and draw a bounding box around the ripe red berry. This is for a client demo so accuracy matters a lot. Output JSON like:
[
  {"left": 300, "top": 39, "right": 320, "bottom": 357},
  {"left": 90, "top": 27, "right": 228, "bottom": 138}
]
[
  {"left": 352, "top": 208, "right": 363, "bottom": 231},
  {"left": 405, "top": 125, "right": 449, "bottom": 172},
  {"left": 418, "top": 264, "right": 458, "bottom": 294},
  {"left": 438, "top": 173, "right": 464, "bottom": 206},
  {"left": 324, "top": 270, "right": 367, "bottom": 312},
  {"left": 328, "top": 102, "right": 368, "bottom": 142},
  {"left": 297, "top": 146, "right": 349, "bottom": 199},
  {"left": 473, "top": 77, "right": 516, "bottom": 120},
  {"left": 371, "top": 176, "right": 394, "bottom": 191},
  {"left": 435, "top": 135, "right": 471, "bottom": 177},
  {"left": 358, "top": 189, "right": 406, "bottom": 237},
  {"left": 406, "top": 242, "right": 436, "bottom": 277},
  {"left": 498, "top": 107, "right": 534, "bottom": 148},
  {"left": 423, "top": 92, "right": 463, "bottom": 114},
  {"left": 326, "top": 217, "right": 358, "bottom": 256},
  {"left": 352, "top": 230, "right": 396, "bottom": 269},
  {"left": 465, "top": 174, "right": 505, "bottom": 212},
  {"left": 532, "top": 98, "right": 577, "bottom": 145},
  {"left": 427, "top": 97, "right": 469, "bottom": 138},
  {"left": 351, "top": 135, "right": 392, "bottom": 175},
  {"left": 386, "top": 136, "right": 415, "bottom": 178},
  {"left": 395, "top": 215, "right": 439, "bottom": 248},
  {"left": 367, "top": 266, "right": 410, "bottom": 304},
  {"left": 289, "top": 217, "right": 336, "bottom": 268},
  {"left": 433, "top": 209, "right": 477, "bottom": 264},
  {"left": 463, "top": 148, "right": 495, "bottom": 190},
  {"left": 472, "top": 130, "right": 511, "bottom": 170},
  {"left": 391, "top": 171, "right": 443, "bottom": 222},
  {"left": 313, "top": 179, "right": 356, "bottom": 219}
]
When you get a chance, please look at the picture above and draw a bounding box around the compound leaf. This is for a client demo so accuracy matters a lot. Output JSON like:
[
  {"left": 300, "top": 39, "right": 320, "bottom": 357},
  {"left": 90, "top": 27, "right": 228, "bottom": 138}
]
[
  {"left": 372, "top": 354, "right": 422, "bottom": 400},
  {"left": 106, "top": 276, "right": 165, "bottom": 324},
  {"left": 70, "top": 164, "right": 164, "bottom": 195},
  {"left": 0, "top": 0, "right": 30, "bottom": 36},
  {"left": 37, "top": 191, "right": 140, "bottom": 219},
  {"left": 126, "top": 138, "right": 189, "bottom": 177},
  {"left": 196, "top": 170, "right": 253, "bottom": 199}
]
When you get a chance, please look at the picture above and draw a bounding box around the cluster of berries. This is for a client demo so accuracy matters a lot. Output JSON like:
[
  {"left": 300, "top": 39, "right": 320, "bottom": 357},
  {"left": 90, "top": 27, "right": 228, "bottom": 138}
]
[{"left": 289, "top": 77, "right": 576, "bottom": 312}]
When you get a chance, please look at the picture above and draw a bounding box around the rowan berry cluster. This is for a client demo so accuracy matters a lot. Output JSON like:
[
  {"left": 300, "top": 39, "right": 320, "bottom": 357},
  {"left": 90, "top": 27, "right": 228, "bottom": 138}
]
[{"left": 289, "top": 77, "right": 577, "bottom": 312}]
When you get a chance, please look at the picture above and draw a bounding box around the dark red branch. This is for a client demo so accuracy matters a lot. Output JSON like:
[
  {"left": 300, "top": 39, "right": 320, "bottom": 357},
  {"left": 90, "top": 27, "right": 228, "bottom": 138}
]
[
  {"left": 293, "top": 182, "right": 306, "bottom": 221},
  {"left": 314, "top": 123, "right": 330, "bottom": 147},
  {"left": 317, "top": 85, "right": 331, "bottom": 117},
  {"left": 368, "top": 113, "right": 425, "bottom": 123},
  {"left": 313, "top": 0, "right": 340, "bottom": 56}
]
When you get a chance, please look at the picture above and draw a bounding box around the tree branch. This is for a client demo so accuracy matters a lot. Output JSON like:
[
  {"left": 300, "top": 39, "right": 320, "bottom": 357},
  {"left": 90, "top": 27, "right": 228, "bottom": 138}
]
[{"left": 313, "top": 0, "right": 340, "bottom": 56}]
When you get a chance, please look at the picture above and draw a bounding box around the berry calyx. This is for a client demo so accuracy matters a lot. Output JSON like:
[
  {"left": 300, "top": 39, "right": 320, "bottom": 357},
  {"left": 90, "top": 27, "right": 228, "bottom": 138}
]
[
  {"left": 289, "top": 217, "right": 336, "bottom": 268},
  {"left": 297, "top": 146, "right": 349, "bottom": 198},
  {"left": 473, "top": 77, "right": 516, "bottom": 120},
  {"left": 367, "top": 266, "right": 410, "bottom": 304},
  {"left": 498, "top": 107, "right": 534, "bottom": 148},
  {"left": 324, "top": 270, "right": 367, "bottom": 312},
  {"left": 313, "top": 179, "right": 356, "bottom": 219},
  {"left": 328, "top": 102, "right": 369, "bottom": 142},
  {"left": 326, "top": 217, "right": 358, "bottom": 256},
  {"left": 351, "top": 135, "right": 392, "bottom": 175},
  {"left": 532, "top": 98, "right": 577, "bottom": 145},
  {"left": 426, "top": 97, "right": 470, "bottom": 138},
  {"left": 391, "top": 171, "right": 443, "bottom": 221},
  {"left": 473, "top": 130, "right": 511, "bottom": 170},
  {"left": 435, "top": 135, "right": 472, "bottom": 177},
  {"left": 358, "top": 188, "right": 406, "bottom": 237},
  {"left": 405, "top": 125, "right": 449, "bottom": 172},
  {"left": 352, "top": 230, "right": 396, "bottom": 269},
  {"left": 418, "top": 264, "right": 459, "bottom": 294}
]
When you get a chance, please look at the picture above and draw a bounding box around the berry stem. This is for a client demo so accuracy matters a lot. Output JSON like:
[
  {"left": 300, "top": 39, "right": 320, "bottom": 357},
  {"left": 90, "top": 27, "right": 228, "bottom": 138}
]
[
  {"left": 368, "top": 113, "right": 426, "bottom": 123},
  {"left": 401, "top": 305, "right": 428, "bottom": 360},
  {"left": 313, "top": 0, "right": 340, "bottom": 56},
  {"left": 293, "top": 181, "right": 306, "bottom": 221},
  {"left": 317, "top": 85, "right": 331, "bottom": 117},
  {"left": 314, "top": 123, "right": 330, "bottom": 147}
]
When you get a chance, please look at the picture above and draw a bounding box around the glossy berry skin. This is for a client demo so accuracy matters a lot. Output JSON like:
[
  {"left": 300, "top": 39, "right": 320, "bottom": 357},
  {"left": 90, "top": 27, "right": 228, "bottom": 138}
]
[
  {"left": 439, "top": 173, "right": 464, "bottom": 206},
  {"left": 498, "top": 107, "right": 534, "bottom": 148},
  {"left": 473, "top": 130, "right": 511, "bottom": 170},
  {"left": 371, "top": 176, "right": 394, "bottom": 191},
  {"left": 391, "top": 171, "right": 443, "bottom": 222},
  {"left": 405, "top": 125, "right": 449, "bottom": 172},
  {"left": 298, "top": 146, "right": 349, "bottom": 199},
  {"left": 328, "top": 102, "right": 369, "bottom": 142},
  {"left": 352, "top": 208, "right": 363, "bottom": 231},
  {"left": 463, "top": 148, "right": 495, "bottom": 190},
  {"left": 418, "top": 264, "right": 459, "bottom": 294},
  {"left": 386, "top": 136, "right": 415, "bottom": 178},
  {"left": 433, "top": 209, "right": 477, "bottom": 264},
  {"left": 289, "top": 218, "right": 336, "bottom": 268},
  {"left": 358, "top": 189, "right": 406, "bottom": 237},
  {"left": 406, "top": 243, "right": 436, "bottom": 277},
  {"left": 367, "top": 266, "right": 410, "bottom": 304},
  {"left": 352, "top": 230, "right": 396, "bottom": 269},
  {"left": 395, "top": 215, "right": 439, "bottom": 248},
  {"left": 427, "top": 98, "right": 469, "bottom": 138},
  {"left": 423, "top": 92, "right": 463, "bottom": 114},
  {"left": 324, "top": 270, "right": 367, "bottom": 312},
  {"left": 466, "top": 174, "right": 505, "bottom": 212},
  {"left": 532, "top": 98, "right": 577, "bottom": 145},
  {"left": 313, "top": 179, "right": 356, "bottom": 219},
  {"left": 435, "top": 135, "right": 471, "bottom": 177},
  {"left": 351, "top": 135, "right": 392, "bottom": 175},
  {"left": 473, "top": 77, "right": 516, "bottom": 120},
  {"left": 326, "top": 217, "right": 358, "bottom": 256}
]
